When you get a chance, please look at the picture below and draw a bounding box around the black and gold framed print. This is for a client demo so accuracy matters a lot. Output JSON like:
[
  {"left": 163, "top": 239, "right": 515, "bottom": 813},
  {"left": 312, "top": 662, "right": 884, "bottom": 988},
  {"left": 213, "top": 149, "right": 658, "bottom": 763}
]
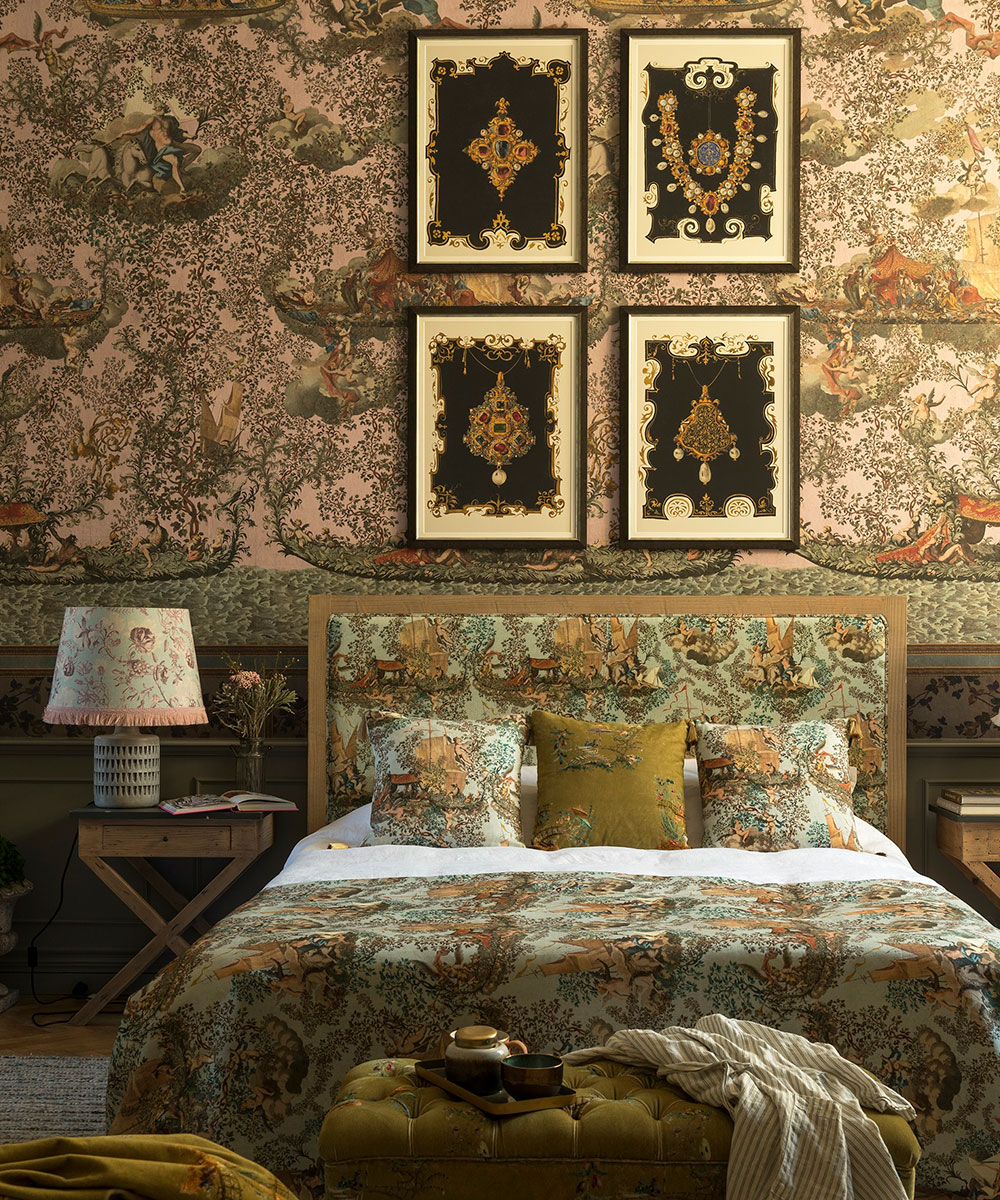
[
  {"left": 408, "top": 306, "right": 586, "bottom": 547},
  {"left": 620, "top": 306, "right": 799, "bottom": 549},
  {"left": 409, "top": 30, "right": 587, "bottom": 273},
  {"left": 621, "top": 29, "right": 799, "bottom": 272}
]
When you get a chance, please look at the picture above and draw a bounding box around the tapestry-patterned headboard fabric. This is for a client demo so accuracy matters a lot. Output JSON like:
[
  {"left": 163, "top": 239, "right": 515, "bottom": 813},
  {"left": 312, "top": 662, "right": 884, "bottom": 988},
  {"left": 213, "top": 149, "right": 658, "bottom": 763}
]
[{"left": 308, "top": 595, "right": 906, "bottom": 847}]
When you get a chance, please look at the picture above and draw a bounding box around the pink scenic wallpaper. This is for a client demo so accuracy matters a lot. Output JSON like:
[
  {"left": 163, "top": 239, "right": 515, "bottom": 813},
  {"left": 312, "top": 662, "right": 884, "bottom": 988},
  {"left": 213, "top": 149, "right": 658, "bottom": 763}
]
[{"left": 1, "top": 0, "right": 1000, "bottom": 678}]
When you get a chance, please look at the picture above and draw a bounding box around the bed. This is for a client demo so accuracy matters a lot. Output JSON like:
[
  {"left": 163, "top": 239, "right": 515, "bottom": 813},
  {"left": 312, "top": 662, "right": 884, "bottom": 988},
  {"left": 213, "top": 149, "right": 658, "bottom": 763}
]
[{"left": 107, "top": 595, "right": 1000, "bottom": 1199}]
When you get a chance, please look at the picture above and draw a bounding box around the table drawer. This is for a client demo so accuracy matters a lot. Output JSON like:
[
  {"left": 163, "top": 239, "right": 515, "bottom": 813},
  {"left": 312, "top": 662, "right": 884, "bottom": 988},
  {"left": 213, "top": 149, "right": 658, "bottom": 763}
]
[{"left": 97, "top": 823, "right": 232, "bottom": 855}]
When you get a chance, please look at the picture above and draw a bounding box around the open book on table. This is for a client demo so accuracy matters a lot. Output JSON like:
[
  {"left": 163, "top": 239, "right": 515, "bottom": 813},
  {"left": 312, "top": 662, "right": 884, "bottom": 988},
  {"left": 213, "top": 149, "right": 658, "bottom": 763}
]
[{"left": 158, "top": 790, "right": 298, "bottom": 815}]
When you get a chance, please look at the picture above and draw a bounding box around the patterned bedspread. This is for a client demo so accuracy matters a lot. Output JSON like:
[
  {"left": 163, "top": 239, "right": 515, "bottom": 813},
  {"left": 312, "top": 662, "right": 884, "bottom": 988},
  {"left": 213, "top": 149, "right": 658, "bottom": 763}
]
[{"left": 107, "top": 872, "right": 1000, "bottom": 1198}]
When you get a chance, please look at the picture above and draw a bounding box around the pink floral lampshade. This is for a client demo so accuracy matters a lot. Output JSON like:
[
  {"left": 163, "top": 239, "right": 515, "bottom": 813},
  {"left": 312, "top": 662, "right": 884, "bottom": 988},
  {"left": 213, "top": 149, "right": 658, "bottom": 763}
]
[{"left": 44, "top": 606, "right": 206, "bottom": 726}]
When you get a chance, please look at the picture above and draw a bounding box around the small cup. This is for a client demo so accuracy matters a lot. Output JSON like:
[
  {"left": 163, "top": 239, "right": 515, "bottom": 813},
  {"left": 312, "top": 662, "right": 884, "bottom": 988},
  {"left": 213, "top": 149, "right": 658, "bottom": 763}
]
[{"left": 501, "top": 1053, "right": 564, "bottom": 1100}]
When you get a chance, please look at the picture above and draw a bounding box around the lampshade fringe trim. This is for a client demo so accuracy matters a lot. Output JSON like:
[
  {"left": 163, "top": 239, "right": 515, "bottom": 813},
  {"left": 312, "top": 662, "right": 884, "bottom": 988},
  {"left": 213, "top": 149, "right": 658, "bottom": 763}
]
[{"left": 42, "top": 706, "right": 208, "bottom": 726}]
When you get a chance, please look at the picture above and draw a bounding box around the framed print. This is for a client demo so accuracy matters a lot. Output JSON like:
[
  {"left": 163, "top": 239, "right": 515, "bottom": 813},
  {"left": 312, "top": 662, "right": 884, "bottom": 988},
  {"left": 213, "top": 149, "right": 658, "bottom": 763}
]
[
  {"left": 620, "top": 306, "right": 799, "bottom": 549},
  {"left": 409, "top": 30, "right": 588, "bottom": 273},
  {"left": 409, "top": 306, "right": 586, "bottom": 547},
  {"left": 620, "top": 29, "right": 800, "bottom": 272}
]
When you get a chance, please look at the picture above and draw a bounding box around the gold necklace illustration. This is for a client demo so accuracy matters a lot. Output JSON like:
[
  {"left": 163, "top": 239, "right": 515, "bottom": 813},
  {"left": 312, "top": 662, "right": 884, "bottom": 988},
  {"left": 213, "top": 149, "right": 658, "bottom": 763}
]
[
  {"left": 464, "top": 371, "right": 535, "bottom": 485},
  {"left": 657, "top": 86, "right": 757, "bottom": 219},
  {"left": 673, "top": 358, "right": 740, "bottom": 484}
]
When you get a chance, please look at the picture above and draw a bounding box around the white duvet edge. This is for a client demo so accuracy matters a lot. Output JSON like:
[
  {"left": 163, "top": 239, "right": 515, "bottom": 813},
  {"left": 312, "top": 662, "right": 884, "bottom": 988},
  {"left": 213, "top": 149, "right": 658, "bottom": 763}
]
[{"left": 266, "top": 806, "right": 929, "bottom": 890}]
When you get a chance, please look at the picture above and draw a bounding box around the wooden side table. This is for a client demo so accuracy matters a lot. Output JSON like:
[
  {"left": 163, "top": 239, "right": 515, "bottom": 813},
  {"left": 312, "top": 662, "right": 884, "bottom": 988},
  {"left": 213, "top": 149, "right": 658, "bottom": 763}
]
[
  {"left": 932, "top": 803, "right": 1000, "bottom": 911},
  {"left": 70, "top": 806, "right": 274, "bottom": 1025}
]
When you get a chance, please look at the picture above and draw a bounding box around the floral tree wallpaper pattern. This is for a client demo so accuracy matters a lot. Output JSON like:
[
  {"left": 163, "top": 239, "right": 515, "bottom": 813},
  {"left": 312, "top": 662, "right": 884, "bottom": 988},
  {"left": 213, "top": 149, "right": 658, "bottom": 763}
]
[{"left": 3, "top": 0, "right": 1000, "bottom": 659}]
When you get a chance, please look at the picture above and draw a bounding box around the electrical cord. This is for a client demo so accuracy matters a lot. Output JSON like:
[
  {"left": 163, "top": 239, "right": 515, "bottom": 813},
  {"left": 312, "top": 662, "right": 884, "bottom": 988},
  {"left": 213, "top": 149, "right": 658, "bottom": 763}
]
[{"left": 27, "top": 830, "right": 79, "bottom": 1015}]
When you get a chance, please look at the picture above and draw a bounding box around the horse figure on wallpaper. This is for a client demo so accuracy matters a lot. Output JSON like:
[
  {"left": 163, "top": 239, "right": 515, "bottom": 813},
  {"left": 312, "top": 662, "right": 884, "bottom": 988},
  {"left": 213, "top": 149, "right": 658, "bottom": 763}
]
[{"left": 54, "top": 140, "right": 162, "bottom": 194}]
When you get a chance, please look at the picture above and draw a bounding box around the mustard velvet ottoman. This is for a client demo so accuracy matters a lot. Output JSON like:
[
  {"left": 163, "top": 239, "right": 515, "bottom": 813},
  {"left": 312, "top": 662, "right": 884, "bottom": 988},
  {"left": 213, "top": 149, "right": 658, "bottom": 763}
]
[{"left": 320, "top": 1058, "right": 920, "bottom": 1200}]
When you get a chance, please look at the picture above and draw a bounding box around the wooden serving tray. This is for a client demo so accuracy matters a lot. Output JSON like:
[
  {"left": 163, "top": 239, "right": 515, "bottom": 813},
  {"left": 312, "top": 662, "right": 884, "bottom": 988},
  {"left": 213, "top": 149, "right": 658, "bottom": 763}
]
[{"left": 414, "top": 1060, "right": 576, "bottom": 1116}]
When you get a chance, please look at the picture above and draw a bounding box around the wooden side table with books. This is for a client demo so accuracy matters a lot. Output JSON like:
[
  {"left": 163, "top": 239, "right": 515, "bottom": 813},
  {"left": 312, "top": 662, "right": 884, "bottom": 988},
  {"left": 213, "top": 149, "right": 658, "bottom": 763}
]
[{"left": 932, "top": 784, "right": 1000, "bottom": 912}]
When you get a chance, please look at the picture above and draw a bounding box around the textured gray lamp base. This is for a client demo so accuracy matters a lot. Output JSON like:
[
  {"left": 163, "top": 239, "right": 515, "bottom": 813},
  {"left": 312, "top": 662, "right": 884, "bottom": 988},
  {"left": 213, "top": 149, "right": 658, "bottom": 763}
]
[{"left": 94, "top": 729, "right": 160, "bottom": 807}]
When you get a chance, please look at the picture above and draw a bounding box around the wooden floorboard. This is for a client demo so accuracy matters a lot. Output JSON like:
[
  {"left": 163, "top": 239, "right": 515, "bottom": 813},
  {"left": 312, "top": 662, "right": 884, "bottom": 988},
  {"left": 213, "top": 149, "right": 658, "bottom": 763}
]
[{"left": 0, "top": 997, "right": 120, "bottom": 1056}]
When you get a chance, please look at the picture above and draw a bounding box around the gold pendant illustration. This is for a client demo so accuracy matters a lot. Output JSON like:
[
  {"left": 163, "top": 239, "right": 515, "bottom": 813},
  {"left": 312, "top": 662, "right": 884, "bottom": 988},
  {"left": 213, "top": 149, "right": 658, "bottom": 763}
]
[
  {"left": 673, "top": 384, "right": 740, "bottom": 484},
  {"left": 465, "top": 98, "right": 539, "bottom": 201},
  {"left": 464, "top": 371, "right": 535, "bottom": 486}
]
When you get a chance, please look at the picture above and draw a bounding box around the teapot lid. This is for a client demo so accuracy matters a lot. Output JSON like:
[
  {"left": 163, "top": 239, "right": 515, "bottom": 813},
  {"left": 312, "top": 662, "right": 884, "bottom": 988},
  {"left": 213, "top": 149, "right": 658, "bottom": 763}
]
[{"left": 454, "top": 1024, "right": 499, "bottom": 1048}]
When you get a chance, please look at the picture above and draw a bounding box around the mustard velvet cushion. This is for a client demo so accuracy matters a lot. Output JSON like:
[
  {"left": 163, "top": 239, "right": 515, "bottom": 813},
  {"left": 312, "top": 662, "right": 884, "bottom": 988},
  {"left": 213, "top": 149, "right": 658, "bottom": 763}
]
[
  {"left": 366, "top": 711, "right": 529, "bottom": 847},
  {"left": 320, "top": 1058, "right": 918, "bottom": 1200},
  {"left": 695, "top": 719, "right": 860, "bottom": 852},
  {"left": 530, "top": 710, "right": 689, "bottom": 850}
]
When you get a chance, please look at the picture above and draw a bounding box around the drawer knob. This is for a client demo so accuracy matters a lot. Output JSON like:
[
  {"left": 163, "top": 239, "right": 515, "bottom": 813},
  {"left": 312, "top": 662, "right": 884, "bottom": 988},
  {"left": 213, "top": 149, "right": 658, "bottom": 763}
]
[{"left": 162, "top": 835, "right": 168, "bottom": 842}]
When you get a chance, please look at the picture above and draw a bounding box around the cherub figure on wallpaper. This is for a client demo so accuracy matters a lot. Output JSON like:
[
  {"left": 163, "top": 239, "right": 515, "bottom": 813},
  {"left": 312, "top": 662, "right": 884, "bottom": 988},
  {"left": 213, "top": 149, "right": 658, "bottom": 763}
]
[
  {"left": 278, "top": 92, "right": 307, "bottom": 135},
  {"left": 131, "top": 518, "right": 169, "bottom": 569},
  {"left": 966, "top": 361, "right": 1000, "bottom": 412}
]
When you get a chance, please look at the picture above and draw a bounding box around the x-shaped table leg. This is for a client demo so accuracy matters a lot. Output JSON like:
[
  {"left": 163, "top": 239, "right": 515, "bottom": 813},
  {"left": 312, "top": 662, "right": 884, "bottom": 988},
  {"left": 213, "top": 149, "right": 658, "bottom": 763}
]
[{"left": 70, "top": 851, "right": 256, "bottom": 1025}]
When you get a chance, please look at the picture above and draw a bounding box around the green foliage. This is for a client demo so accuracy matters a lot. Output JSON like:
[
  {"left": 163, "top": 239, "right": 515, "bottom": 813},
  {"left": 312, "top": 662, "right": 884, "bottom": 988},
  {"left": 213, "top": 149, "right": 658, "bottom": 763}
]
[{"left": 0, "top": 835, "right": 25, "bottom": 890}]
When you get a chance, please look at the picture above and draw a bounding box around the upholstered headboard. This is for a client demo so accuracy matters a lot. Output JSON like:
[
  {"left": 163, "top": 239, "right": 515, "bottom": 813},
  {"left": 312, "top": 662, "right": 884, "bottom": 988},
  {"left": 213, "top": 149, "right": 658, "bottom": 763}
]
[{"left": 308, "top": 595, "right": 906, "bottom": 848}]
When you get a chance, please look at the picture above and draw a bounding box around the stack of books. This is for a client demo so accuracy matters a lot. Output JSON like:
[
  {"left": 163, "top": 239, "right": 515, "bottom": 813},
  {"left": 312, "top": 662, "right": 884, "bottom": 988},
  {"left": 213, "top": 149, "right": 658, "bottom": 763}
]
[{"left": 936, "top": 785, "right": 1000, "bottom": 817}]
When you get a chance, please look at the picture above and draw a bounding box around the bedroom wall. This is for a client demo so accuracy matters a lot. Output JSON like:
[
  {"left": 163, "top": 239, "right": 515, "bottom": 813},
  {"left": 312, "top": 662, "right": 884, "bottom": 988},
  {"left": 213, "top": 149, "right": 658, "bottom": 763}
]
[
  {"left": 1, "top": 0, "right": 1000, "bottom": 658},
  {"left": 4, "top": 0, "right": 1000, "bottom": 986}
]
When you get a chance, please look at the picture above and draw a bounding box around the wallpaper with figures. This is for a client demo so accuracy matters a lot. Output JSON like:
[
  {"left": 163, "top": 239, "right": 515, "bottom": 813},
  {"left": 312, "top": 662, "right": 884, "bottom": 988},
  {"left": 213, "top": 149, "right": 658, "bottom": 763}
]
[{"left": 3, "top": 0, "right": 1000, "bottom": 735}]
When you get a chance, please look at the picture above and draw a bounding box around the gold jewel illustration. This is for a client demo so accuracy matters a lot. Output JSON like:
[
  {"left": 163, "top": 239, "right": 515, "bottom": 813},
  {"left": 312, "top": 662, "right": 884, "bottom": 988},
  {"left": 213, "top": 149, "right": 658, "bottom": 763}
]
[
  {"left": 657, "top": 86, "right": 757, "bottom": 218},
  {"left": 463, "top": 371, "right": 536, "bottom": 485},
  {"left": 674, "top": 383, "right": 740, "bottom": 484},
  {"left": 687, "top": 130, "right": 730, "bottom": 176},
  {"left": 465, "top": 98, "right": 539, "bottom": 201}
]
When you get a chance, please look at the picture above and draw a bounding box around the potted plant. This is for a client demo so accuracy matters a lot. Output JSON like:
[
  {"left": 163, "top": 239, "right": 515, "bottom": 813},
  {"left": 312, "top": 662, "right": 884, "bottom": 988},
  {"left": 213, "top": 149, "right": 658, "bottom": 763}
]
[
  {"left": 0, "top": 833, "right": 31, "bottom": 934},
  {"left": 0, "top": 834, "right": 31, "bottom": 1013}
]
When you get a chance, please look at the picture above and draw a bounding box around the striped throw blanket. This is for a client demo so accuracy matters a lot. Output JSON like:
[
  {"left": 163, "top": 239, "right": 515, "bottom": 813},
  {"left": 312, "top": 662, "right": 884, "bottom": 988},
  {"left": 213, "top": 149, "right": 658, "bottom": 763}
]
[{"left": 563, "top": 1014, "right": 916, "bottom": 1200}]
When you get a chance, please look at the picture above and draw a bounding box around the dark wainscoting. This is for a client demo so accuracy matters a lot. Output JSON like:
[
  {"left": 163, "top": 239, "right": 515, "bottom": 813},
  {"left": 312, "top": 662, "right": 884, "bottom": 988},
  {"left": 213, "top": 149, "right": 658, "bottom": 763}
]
[{"left": 0, "top": 738, "right": 307, "bottom": 995}]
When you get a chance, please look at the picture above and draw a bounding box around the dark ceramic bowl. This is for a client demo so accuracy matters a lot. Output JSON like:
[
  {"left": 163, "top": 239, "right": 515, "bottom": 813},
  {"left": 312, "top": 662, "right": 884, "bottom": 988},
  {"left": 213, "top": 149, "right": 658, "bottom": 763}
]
[{"left": 502, "top": 1053, "right": 564, "bottom": 1100}]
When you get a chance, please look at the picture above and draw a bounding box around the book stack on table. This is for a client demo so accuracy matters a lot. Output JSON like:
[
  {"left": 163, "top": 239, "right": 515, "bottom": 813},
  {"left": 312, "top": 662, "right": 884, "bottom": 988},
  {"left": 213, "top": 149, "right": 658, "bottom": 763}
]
[{"left": 936, "top": 785, "right": 1000, "bottom": 817}]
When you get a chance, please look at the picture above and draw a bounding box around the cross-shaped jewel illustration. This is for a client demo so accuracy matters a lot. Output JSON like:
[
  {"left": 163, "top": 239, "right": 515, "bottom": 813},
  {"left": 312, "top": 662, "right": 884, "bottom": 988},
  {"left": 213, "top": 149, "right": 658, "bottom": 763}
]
[{"left": 465, "top": 98, "right": 539, "bottom": 201}]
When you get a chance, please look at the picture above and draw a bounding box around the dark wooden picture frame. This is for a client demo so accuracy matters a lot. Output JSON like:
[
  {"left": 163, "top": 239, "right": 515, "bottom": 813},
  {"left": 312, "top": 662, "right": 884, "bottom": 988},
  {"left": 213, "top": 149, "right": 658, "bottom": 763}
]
[
  {"left": 409, "top": 29, "right": 588, "bottom": 273},
  {"left": 408, "top": 305, "right": 587, "bottom": 549},
  {"left": 620, "top": 28, "right": 800, "bottom": 273},
  {"left": 620, "top": 305, "right": 800, "bottom": 550}
]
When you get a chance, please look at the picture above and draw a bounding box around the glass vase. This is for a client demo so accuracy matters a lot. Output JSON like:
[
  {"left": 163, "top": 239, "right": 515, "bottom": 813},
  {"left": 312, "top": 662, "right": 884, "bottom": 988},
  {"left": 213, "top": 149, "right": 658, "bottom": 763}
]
[{"left": 234, "top": 737, "right": 265, "bottom": 794}]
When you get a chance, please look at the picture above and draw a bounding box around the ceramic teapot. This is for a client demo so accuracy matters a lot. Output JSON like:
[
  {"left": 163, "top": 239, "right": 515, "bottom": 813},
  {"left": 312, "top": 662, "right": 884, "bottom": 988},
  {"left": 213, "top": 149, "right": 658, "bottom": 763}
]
[{"left": 443, "top": 1024, "right": 528, "bottom": 1095}]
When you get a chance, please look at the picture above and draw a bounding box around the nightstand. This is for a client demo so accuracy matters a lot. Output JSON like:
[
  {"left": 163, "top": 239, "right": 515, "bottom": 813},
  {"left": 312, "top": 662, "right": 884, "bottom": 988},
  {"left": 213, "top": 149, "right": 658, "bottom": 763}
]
[
  {"left": 931, "top": 803, "right": 1000, "bottom": 912},
  {"left": 70, "top": 806, "right": 274, "bottom": 1025}
]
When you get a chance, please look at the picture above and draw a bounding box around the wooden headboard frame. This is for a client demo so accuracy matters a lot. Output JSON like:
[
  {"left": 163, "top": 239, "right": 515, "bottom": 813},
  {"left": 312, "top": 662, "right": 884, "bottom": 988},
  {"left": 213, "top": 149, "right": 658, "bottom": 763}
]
[{"left": 308, "top": 593, "right": 907, "bottom": 849}]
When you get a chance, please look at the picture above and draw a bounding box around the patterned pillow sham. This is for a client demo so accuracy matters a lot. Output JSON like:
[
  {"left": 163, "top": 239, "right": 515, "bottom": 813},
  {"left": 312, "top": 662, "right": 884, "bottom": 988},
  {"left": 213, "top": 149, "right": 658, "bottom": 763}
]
[
  {"left": 695, "top": 719, "right": 860, "bottom": 852},
  {"left": 365, "top": 711, "right": 529, "bottom": 848},
  {"left": 531, "top": 710, "right": 689, "bottom": 851}
]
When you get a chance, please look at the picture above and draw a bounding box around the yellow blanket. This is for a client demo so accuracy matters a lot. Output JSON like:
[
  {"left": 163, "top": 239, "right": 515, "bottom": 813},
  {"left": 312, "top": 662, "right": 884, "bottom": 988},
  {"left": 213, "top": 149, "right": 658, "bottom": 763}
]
[{"left": 0, "top": 1134, "right": 297, "bottom": 1200}]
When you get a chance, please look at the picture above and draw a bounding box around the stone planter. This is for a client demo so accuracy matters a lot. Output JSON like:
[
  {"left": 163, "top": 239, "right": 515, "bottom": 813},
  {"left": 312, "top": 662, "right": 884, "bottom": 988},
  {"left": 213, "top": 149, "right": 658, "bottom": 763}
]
[{"left": 0, "top": 879, "right": 32, "bottom": 1014}]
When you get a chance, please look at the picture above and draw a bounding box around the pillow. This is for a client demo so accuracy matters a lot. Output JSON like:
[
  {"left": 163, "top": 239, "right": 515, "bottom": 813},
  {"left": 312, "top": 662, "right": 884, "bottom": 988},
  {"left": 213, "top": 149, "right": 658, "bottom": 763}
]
[
  {"left": 530, "top": 710, "right": 689, "bottom": 850},
  {"left": 365, "top": 712, "right": 528, "bottom": 848},
  {"left": 521, "top": 760, "right": 701, "bottom": 847},
  {"left": 695, "top": 719, "right": 859, "bottom": 852}
]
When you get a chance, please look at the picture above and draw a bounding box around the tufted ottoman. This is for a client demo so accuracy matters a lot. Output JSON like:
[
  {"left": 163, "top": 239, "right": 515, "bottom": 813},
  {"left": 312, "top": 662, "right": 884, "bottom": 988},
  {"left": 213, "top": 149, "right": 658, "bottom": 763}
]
[{"left": 320, "top": 1058, "right": 920, "bottom": 1200}]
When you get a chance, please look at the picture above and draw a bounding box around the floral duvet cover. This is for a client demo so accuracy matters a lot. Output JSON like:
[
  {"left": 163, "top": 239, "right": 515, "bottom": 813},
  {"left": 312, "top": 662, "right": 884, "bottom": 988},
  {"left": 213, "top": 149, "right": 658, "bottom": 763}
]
[{"left": 107, "top": 869, "right": 1000, "bottom": 1198}]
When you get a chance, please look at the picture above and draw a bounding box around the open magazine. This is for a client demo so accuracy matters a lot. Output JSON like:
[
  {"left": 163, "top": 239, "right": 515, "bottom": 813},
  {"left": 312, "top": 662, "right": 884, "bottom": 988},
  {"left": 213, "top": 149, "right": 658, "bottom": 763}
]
[{"left": 159, "top": 790, "right": 298, "bottom": 815}]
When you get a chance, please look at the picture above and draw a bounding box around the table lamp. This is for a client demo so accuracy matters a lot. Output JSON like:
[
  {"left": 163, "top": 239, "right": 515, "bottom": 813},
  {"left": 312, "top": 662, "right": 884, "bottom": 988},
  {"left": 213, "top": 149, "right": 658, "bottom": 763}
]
[{"left": 44, "top": 606, "right": 207, "bottom": 807}]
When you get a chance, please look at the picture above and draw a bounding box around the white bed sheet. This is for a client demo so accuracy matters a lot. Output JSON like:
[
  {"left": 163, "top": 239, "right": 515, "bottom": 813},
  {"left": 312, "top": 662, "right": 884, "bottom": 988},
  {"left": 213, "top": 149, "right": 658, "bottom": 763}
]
[{"left": 269, "top": 773, "right": 921, "bottom": 890}]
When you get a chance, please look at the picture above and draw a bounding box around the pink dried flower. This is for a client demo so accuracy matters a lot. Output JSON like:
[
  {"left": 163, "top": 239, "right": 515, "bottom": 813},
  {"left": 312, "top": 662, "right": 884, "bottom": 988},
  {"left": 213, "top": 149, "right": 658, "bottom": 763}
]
[{"left": 232, "top": 670, "right": 262, "bottom": 689}]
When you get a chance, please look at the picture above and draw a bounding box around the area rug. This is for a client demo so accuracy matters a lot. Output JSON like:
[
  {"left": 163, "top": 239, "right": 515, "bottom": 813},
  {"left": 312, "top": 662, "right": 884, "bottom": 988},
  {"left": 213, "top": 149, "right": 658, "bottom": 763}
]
[{"left": 0, "top": 1055, "right": 110, "bottom": 1143}]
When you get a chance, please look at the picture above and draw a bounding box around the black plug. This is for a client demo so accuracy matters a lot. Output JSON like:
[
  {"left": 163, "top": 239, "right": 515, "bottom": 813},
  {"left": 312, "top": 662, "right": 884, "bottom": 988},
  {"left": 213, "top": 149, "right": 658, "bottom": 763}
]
[
  {"left": 27, "top": 946, "right": 38, "bottom": 968},
  {"left": 71, "top": 981, "right": 89, "bottom": 999}
]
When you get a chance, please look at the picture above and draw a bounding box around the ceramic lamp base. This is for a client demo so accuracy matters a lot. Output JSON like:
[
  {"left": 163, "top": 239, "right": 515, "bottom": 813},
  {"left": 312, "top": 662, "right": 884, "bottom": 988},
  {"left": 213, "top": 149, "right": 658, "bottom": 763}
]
[{"left": 94, "top": 728, "right": 160, "bottom": 807}]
